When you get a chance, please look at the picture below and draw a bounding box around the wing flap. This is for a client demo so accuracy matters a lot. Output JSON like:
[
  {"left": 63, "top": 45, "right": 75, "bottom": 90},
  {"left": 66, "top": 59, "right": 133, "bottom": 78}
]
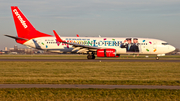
[{"left": 77, "top": 48, "right": 89, "bottom": 53}]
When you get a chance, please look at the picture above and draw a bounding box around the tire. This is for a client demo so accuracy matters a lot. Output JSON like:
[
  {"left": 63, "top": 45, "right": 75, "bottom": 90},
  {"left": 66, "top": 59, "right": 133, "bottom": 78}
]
[
  {"left": 87, "top": 55, "right": 92, "bottom": 59},
  {"left": 92, "top": 55, "right": 95, "bottom": 59},
  {"left": 156, "top": 56, "right": 159, "bottom": 60}
]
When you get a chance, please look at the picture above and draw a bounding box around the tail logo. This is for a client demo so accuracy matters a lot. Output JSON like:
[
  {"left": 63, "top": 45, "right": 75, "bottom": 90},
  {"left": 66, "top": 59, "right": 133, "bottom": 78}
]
[{"left": 13, "top": 9, "right": 28, "bottom": 29}]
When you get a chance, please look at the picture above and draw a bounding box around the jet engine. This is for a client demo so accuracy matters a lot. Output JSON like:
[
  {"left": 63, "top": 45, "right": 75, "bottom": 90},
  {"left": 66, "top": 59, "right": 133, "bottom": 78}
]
[{"left": 97, "top": 49, "right": 120, "bottom": 57}]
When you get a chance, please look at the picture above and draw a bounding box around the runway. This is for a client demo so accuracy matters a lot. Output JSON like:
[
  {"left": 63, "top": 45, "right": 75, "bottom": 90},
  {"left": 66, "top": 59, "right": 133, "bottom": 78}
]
[
  {"left": 0, "top": 59, "right": 179, "bottom": 62},
  {"left": 0, "top": 84, "right": 180, "bottom": 89}
]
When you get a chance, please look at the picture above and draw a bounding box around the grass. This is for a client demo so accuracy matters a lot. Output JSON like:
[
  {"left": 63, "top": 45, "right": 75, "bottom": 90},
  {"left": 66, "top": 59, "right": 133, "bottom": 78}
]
[
  {"left": 0, "top": 60, "right": 179, "bottom": 100},
  {"left": 0, "top": 88, "right": 179, "bottom": 101},
  {"left": 0, "top": 54, "right": 87, "bottom": 59},
  {"left": 0, "top": 62, "right": 180, "bottom": 85},
  {"left": 0, "top": 54, "right": 180, "bottom": 59}
]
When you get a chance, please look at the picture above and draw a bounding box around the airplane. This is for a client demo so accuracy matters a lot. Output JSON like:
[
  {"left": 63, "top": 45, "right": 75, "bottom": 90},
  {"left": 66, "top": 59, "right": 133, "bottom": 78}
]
[{"left": 5, "top": 6, "right": 176, "bottom": 60}]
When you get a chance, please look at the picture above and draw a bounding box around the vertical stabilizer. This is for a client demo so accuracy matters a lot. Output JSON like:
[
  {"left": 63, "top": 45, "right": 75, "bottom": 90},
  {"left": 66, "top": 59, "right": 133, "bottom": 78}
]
[{"left": 11, "top": 6, "right": 52, "bottom": 44}]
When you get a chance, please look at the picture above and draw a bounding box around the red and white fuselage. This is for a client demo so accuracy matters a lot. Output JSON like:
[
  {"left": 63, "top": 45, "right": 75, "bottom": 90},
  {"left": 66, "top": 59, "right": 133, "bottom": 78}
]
[{"left": 23, "top": 37, "right": 175, "bottom": 55}]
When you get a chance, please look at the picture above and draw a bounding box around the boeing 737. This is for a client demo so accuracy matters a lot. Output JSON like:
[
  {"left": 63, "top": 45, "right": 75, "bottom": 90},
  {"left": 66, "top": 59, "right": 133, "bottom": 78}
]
[{"left": 5, "top": 6, "right": 176, "bottom": 60}]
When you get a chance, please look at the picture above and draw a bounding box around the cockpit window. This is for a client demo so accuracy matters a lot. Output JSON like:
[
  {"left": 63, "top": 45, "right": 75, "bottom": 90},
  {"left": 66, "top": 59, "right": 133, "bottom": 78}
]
[{"left": 162, "top": 43, "right": 169, "bottom": 45}]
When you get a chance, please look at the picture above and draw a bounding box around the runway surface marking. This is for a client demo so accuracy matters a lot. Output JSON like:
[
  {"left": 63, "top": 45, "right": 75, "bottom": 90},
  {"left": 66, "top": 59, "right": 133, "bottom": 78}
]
[
  {"left": 0, "top": 59, "right": 179, "bottom": 62},
  {"left": 0, "top": 84, "right": 180, "bottom": 89}
]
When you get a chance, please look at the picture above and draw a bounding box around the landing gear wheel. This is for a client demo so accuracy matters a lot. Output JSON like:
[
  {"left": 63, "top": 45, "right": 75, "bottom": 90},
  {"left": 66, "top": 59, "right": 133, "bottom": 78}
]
[
  {"left": 87, "top": 54, "right": 95, "bottom": 59},
  {"left": 92, "top": 55, "right": 95, "bottom": 59},
  {"left": 156, "top": 56, "right": 159, "bottom": 60},
  {"left": 87, "top": 54, "right": 92, "bottom": 59}
]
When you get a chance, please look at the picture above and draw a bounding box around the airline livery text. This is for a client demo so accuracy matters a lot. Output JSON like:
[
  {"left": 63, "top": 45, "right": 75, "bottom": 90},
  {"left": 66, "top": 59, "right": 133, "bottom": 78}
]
[{"left": 13, "top": 9, "right": 28, "bottom": 29}]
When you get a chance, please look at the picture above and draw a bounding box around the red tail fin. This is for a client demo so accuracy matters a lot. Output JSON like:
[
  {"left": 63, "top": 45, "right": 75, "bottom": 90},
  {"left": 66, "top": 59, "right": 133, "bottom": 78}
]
[{"left": 11, "top": 6, "right": 52, "bottom": 43}]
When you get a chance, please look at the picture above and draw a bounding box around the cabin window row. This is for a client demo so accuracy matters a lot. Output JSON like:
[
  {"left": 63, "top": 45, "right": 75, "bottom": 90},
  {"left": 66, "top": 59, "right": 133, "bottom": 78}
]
[{"left": 46, "top": 41, "right": 148, "bottom": 45}]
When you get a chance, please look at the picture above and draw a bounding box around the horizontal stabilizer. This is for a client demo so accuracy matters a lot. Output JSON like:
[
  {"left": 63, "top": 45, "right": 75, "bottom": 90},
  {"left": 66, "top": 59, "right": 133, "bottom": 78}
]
[{"left": 4, "top": 35, "right": 28, "bottom": 40}]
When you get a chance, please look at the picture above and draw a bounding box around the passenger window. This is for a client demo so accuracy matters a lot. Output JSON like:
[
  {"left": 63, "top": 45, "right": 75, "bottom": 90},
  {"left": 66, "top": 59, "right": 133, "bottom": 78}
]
[{"left": 162, "top": 43, "right": 169, "bottom": 45}]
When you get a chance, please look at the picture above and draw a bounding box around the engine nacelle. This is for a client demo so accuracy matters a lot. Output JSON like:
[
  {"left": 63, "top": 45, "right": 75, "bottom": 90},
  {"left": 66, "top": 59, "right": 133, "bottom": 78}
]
[{"left": 97, "top": 49, "right": 119, "bottom": 57}]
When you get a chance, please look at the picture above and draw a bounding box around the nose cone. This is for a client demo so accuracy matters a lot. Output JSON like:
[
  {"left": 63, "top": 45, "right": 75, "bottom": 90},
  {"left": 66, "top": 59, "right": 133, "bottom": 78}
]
[{"left": 169, "top": 45, "right": 176, "bottom": 52}]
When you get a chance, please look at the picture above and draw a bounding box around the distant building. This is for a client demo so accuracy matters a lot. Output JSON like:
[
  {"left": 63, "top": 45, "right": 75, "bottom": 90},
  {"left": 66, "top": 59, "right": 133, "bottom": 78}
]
[
  {"left": 14, "top": 45, "right": 18, "bottom": 51},
  {"left": 2, "top": 46, "right": 59, "bottom": 54},
  {"left": 24, "top": 48, "right": 34, "bottom": 54},
  {"left": 0, "top": 51, "right": 5, "bottom": 54},
  {"left": 177, "top": 52, "right": 180, "bottom": 55},
  {"left": 9, "top": 48, "right": 14, "bottom": 51},
  {"left": 10, "top": 52, "right": 18, "bottom": 54},
  {"left": 4, "top": 47, "right": 8, "bottom": 51}
]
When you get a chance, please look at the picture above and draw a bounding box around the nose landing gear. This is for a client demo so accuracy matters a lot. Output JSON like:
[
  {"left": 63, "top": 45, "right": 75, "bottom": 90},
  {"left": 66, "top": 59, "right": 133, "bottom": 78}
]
[{"left": 156, "top": 56, "right": 159, "bottom": 60}]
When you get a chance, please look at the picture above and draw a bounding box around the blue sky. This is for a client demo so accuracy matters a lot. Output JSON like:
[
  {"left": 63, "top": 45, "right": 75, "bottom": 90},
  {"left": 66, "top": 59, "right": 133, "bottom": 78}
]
[{"left": 0, "top": 0, "right": 180, "bottom": 49}]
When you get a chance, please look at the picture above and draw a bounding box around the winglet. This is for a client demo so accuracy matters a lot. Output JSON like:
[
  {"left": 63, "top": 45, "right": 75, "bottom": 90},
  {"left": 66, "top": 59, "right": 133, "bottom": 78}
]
[{"left": 53, "top": 30, "right": 63, "bottom": 42}]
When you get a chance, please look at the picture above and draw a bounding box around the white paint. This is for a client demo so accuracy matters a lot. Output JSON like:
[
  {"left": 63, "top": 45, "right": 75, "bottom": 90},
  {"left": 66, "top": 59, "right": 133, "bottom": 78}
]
[{"left": 23, "top": 37, "right": 175, "bottom": 55}]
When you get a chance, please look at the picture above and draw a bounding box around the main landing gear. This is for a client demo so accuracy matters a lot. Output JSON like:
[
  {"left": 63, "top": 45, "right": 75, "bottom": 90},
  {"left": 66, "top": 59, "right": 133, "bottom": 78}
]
[{"left": 87, "top": 53, "right": 95, "bottom": 59}]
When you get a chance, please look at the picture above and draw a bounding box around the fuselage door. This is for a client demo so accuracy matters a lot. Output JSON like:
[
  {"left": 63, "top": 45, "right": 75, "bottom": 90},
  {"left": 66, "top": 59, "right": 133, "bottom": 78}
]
[{"left": 153, "top": 41, "right": 157, "bottom": 49}]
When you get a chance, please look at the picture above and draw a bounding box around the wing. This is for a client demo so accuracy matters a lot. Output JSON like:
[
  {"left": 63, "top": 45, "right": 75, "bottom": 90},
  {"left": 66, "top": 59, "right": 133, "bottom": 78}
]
[{"left": 53, "top": 30, "right": 100, "bottom": 53}]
